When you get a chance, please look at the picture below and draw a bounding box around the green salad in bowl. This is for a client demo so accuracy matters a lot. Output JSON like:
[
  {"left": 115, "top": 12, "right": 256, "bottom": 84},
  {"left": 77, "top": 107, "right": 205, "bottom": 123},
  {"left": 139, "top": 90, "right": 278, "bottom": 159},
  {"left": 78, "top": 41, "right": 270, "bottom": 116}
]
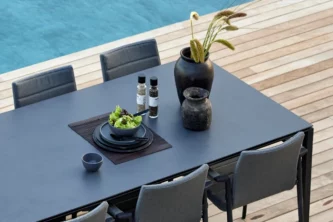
[{"left": 108, "top": 106, "right": 142, "bottom": 136}]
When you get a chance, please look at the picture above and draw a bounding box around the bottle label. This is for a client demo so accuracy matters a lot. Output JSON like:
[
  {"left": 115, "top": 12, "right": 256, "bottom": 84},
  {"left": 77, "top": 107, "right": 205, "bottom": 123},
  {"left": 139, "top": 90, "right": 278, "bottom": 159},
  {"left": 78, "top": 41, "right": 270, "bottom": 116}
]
[
  {"left": 137, "top": 94, "right": 146, "bottom": 105},
  {"left": 149, "top": 97, "right": 159, "bottom": 107}
]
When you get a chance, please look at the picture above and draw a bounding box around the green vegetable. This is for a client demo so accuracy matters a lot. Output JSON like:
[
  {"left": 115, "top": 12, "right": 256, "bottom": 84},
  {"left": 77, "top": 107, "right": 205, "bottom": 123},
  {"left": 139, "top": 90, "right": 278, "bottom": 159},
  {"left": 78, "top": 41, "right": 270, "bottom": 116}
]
[
  {"left": 133, "top": 116, "right": 142, "bottom": 125},
  {"left": 114, "top": 105, "right": 122, "bottom": 117},
  {"left": 108, "top": 106, "right": 142, "bottom": 129},
  {"left": 109, "top": 113, "right": 117, "bottom": 125}
]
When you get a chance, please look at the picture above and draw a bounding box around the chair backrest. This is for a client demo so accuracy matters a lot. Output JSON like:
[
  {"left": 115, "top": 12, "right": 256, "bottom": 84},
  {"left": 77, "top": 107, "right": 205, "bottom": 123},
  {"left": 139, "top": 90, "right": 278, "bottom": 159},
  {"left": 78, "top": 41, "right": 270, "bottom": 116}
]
[
  {"left": 12, "top": 66, "right": 77, "bottom": 109},
  {"left": 232, "top": 132, "right": 304, "bottom": 208},
  {"left": 100, "top": 39, "right": 161, "bottom": 82},
  {"left": 135, "top": 164, "right": 209, "bottom": 222},
  {"left": 67, "top": 201, "right": 109, "bottom": 222}
]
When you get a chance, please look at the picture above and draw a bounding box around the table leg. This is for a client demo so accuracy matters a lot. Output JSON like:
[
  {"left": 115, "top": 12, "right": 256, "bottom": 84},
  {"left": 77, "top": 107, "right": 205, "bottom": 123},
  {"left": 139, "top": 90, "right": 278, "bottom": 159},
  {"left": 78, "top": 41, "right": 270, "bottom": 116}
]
[{"left": 302, "top": 127, "right": 313, "bottom": 222}]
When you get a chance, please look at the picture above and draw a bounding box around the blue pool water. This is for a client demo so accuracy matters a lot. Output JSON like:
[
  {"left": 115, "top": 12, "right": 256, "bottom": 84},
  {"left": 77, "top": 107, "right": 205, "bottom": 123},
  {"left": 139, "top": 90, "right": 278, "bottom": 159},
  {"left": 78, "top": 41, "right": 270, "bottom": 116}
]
[{"left": 0, "top": 0, "right": 252, "bottom": 74}]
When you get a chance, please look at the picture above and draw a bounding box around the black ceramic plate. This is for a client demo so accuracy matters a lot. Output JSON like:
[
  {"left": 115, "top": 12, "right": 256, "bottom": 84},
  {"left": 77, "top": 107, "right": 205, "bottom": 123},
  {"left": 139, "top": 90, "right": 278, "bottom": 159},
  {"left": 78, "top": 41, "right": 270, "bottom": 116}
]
[
  {"left": 92, "top": 125, "right": 154, "bottom": 153},
  {"left": 97, "top": 123, "right": 149, "bottom": 149},
  {"left": 99, "top": 122, "right": 146, "bottom": 146},
  {"left": 93, "top": 131, "right": 153, "bottom": 153},
  {"left": 96, "top": 128, "right": 150, "bottom": 150}
]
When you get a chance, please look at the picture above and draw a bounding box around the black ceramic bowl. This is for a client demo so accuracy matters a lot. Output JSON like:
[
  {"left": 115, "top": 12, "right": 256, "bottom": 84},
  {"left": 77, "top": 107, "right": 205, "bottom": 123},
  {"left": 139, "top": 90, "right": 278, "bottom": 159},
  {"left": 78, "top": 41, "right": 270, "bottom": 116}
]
[
  {"left": 108, "top": 122, "right": 141, "bottom": 137},
  {"left": 82, "top": 153, "right": 103, "bottom": 172}
]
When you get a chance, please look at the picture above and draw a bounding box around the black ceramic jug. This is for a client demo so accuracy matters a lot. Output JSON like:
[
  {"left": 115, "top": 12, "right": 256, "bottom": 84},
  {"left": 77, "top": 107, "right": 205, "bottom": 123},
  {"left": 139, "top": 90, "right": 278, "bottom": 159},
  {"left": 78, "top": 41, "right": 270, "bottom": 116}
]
[{"left": 181, "top": 87, "right": 212, "bottom": 131}]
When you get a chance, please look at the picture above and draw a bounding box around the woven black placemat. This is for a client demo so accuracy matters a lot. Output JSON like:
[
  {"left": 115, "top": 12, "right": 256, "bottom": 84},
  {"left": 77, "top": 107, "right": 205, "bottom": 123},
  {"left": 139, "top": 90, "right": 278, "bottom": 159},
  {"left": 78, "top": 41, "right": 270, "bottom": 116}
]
[{"left": 68, "top": 113, "right": 172, "bottom": 165}]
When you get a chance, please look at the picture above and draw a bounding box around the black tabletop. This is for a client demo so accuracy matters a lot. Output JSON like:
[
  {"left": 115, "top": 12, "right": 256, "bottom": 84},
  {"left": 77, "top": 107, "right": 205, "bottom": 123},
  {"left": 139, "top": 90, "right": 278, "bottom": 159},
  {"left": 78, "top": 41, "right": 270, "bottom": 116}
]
[{"left": 0, "top": 62, "right": 311, "bottom": 222}]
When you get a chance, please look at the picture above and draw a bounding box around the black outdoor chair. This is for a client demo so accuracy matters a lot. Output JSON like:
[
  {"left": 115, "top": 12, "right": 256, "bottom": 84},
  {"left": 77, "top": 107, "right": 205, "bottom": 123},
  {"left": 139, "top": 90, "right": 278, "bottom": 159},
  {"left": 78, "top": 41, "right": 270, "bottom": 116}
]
[
  {"left": 100, "top": 39, "right": 161, "bottom": 82},
  {"left": 108, "top": 164, "right": 209, "bottom": 222},
  {"left": 12, "top": 65, "right": 77, "bottom": 109},
  {"left": 207, "top": 132, "right": 306, "bottom": 222}
]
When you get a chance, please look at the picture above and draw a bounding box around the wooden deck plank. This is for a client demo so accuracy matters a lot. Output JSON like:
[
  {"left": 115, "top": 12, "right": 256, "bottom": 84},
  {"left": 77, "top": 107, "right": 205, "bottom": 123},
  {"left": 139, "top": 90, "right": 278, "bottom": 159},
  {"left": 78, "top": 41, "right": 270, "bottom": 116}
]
[
  {"left": 215, "top": 18, "right": 333, "bottom": 66},
  {"left": 293, "top": 96, "right": 333, "bottom": 117},
  {"left": 262, "top": 67, "right": 333, "bottom": 98},
  {"left": 0, "top": 87, "right": 12, "bottom": 100},
  {"left": 252, "top": 57, "right": 333, "bottom": 91},
  {"left": 303, "top": 106, "right": 333, "bottom": 123},
  {"left": 310, "top": 207, "right": 333, "bottom": 222},
  {"left": 283, "top": 87, "right": 333, "bottom": 111},
  {"left": 0, "top": 97, "right": 12, "bottom": 108},
  {"left": 313, "top": 137, "right": 333, "bottom": 155},
  {"left": 229, "top": 31, "right": 333, "bottom": 76},
  {"left": 231, "top": 68, "right": 257, "bottom": 79},
  {"left": 232, "top": 183, "right": 333, "bottom": 222},
  {"left": 244, "top": 49, "right": 333, "bottom": 85},
  {"left": 266, "top": 195, "right": 333, "bottom": 222},
  {"left": 0, "top": 105, "right": 13, "bottom": 113},
  {"left": 77, "top": 78, "right": 103, "bottom": 90},
  {"left": 312, "top": 160, "right": 333, "bottom": 178},
  {"left": 250, "top": 41, "right": 333, "bottom": 73},
  {"left": 313, "top": 127, "right": 333, "bottom": 144},
  {"left": 210, "top": 3, "right": 333, "bottom": 60},
  {"left": 312, "top": 117, "right": 333, "bottom": 132},
  {"left": 272, "top": 75, "right": 333, "bottom": 104},
  {"left": 76, "top": 70, "right": 101, "bottom": 85},
  {"left": 313, "top": 149, "right": 333, "bottom": 167}
]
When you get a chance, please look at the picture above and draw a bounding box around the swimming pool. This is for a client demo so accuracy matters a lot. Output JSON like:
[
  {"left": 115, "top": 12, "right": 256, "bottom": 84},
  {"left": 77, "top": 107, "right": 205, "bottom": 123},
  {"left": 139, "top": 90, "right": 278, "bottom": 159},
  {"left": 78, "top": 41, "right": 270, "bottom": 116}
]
[{"left": 0, "top": 0, "right": 252, "bottom": 74}]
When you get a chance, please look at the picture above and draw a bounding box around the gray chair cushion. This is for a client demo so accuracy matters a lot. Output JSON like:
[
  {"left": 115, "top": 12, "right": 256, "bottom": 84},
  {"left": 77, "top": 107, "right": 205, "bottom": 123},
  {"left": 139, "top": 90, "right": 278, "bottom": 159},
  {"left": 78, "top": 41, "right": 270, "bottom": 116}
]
[
  {"left": 12, "top": 66, "right": 77, "bottom": 109},
  {"left": 67, "top": 201, "right": 109, "bottom": 222},
  {"left": 134, "top": 164, "right": 209, "bottom": 222},
  {"left": 100, "top": 39, "right": 161, "bottom": 82}
]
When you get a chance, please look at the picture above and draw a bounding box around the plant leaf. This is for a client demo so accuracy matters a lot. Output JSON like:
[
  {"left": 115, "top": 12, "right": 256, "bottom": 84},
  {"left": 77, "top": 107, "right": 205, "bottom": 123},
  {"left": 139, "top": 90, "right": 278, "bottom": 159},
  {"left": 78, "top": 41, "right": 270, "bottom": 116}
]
[
  {"left": 193, "top": 39, "right": 205, "bottom": 63},
  {"left": 190, "top": 40, "right": 200, "bottom": 63},
  {"left": 223, "top": 18, "right": 231, "bottom": 25},
  {"left": 214, "top": 10, "right": 234, "bottom": 20},
  {"left": 225, "top": 25, "right": 239, "bottom": 31},
  {"left": 228, "top": 12, "right": 247, "bottom": 20},
  {"left": 213, "top": 39, "right": 235, "bottom": 50}
]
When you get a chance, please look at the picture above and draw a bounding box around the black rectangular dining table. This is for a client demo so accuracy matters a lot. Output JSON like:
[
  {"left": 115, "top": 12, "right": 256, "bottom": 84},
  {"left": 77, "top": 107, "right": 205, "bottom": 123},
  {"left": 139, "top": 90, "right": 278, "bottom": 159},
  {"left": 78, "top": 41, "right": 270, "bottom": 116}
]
[{"left": 0, "top": 62, "right": 313, "bottom": 222}]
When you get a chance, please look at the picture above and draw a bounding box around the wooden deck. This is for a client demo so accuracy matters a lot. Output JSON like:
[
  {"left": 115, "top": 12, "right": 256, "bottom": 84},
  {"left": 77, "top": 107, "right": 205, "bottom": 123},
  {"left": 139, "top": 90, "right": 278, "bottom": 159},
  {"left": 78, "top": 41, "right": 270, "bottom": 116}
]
[{"left": 1, "top": 0, "right": 333, "bottom": 220}]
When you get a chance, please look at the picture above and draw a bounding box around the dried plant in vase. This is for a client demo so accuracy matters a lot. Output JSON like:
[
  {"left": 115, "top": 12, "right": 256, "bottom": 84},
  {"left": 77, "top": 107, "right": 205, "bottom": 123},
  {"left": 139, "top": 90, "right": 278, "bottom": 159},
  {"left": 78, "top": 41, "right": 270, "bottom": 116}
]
[
  {"left": 174, "top": 9, "right": 247, "bottom": 104},
  {"left": 189, "top": 10, "right": 247, "bottom": 63}
]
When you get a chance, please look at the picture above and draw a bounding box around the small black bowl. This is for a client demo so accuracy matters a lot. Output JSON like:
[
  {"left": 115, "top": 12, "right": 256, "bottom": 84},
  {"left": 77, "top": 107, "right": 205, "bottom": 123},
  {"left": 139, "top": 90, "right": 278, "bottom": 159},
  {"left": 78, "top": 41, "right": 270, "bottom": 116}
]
[
  {"left": 108, "top": 122, "right": 141, "bottom": 137},
  {"left": 82, "top": 153, "right": 103, "bottom": 172}
]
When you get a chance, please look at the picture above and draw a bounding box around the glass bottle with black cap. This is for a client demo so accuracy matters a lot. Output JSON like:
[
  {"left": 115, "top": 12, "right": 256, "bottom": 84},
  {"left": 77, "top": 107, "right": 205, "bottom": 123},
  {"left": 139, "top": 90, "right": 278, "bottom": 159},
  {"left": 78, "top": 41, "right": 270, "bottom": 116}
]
[
  {"left": 137, "top": 74, "right": 147, "bottom": 114},
  {"left": 149, "top": 76, "right": 159, "bottom": 118}
]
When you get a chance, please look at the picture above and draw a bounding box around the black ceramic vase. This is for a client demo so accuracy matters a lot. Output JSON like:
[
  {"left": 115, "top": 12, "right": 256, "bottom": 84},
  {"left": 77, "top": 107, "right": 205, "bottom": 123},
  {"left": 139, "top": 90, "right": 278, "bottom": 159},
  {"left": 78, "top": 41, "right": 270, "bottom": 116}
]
[
  {"left": 181, "top": 87, "right": 212, "bottom": 131},
  {"left": 174, "top": 47, "right": 214, "bottom": 104}
]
